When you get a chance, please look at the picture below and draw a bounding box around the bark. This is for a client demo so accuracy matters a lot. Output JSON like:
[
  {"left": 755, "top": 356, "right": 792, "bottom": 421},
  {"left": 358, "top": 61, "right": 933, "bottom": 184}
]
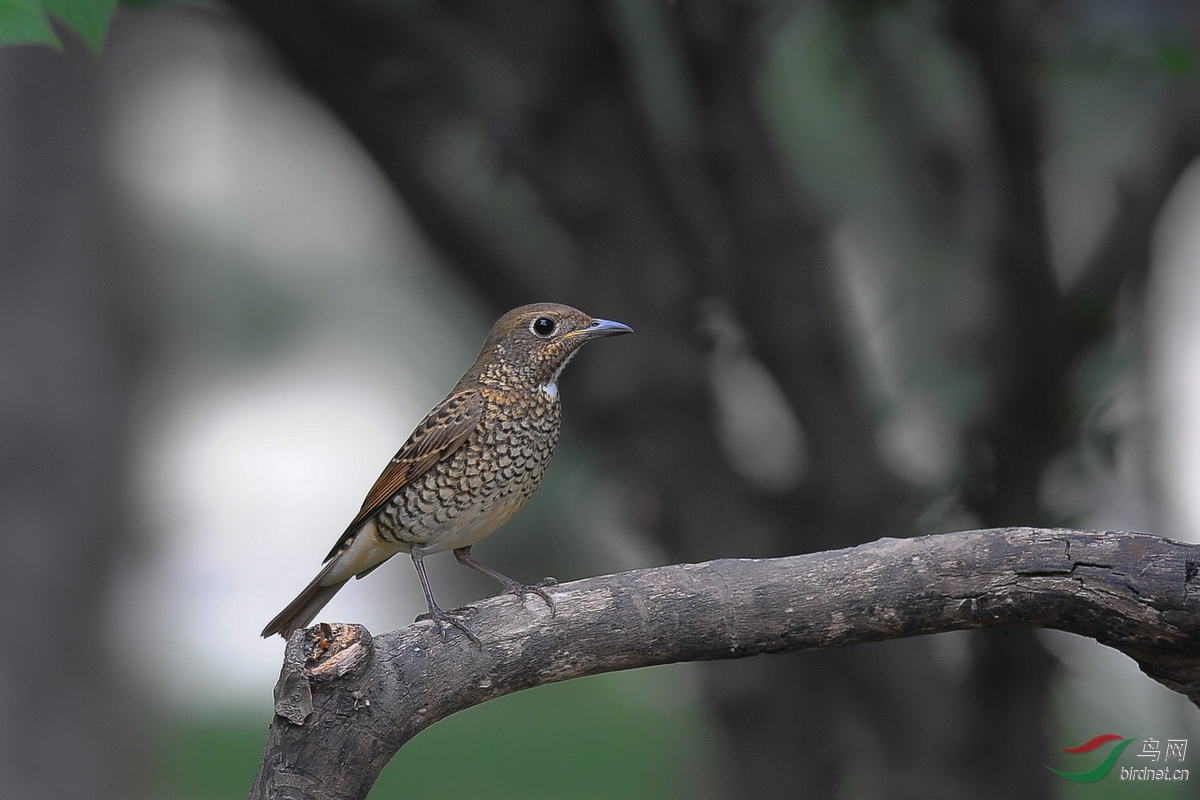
[{"left": 250, "top": 527, "right": 1200, "bottom": 800}]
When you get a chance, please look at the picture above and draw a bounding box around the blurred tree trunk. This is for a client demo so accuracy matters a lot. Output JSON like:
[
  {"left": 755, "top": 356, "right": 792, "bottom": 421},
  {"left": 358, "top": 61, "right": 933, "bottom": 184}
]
[
  {"left": 0, "top": 37, "right": 137, "bottom": 800},
  {"left": 228, "top": 0, "right": 1199, "bottom": 797},
  {"left": 943, "top": 4, "right": 1063, "bottom": 794}
]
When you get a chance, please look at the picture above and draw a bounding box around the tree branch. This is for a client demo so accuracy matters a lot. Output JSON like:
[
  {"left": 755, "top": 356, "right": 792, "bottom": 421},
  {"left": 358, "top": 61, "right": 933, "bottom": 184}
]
[{"left": 250, "top": 527, "right": 1200, "bottom": 799}]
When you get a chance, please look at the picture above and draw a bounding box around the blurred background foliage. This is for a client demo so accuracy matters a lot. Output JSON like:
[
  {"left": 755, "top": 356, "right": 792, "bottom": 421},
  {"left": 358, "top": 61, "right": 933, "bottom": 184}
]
[{"left": 3, "top": 0, "right": 1200, "bottom": 798}]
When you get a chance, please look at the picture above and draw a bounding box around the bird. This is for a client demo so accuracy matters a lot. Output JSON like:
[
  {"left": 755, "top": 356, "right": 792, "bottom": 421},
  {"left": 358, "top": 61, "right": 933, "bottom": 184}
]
[{"left": 262, "top": 303, "right": 632, "bottom": 642}]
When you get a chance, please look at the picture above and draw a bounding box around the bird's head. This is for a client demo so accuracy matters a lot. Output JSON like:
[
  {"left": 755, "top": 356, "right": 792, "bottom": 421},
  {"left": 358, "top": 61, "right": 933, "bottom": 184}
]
[{"left": 466, "top": 303, "right": 633, "bottom": 392}]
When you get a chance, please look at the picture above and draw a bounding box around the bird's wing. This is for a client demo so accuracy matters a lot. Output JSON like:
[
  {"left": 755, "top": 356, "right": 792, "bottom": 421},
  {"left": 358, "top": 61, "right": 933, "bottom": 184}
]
[{"left": 323, "top": 389, "right": 483, "bottom": 563}]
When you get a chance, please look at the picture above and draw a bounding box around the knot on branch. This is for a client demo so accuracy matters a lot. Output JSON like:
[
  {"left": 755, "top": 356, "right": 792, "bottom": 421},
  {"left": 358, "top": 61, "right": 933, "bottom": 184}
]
[{"left": 274, "top": 623, "right": 373, "bottom": 725}]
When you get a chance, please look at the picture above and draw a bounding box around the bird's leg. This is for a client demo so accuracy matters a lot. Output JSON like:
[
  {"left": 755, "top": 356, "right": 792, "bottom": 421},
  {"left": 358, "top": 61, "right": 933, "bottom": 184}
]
[
  {"left": 411, "top": 552, "right": 480, "bottom": 646},
  {"left": 453, "top": 546, "right": 557, "bottom": 616}
]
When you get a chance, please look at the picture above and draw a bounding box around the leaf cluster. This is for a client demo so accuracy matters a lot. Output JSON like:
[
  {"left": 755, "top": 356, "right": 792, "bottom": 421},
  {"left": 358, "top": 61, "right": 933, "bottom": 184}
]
[{"left": 0, "top": 0, "right": 171, "bottom": 55}]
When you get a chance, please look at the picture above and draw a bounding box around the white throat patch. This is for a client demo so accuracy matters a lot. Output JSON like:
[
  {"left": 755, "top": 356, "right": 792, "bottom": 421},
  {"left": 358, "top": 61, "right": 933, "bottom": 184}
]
[{"left": 538, "top": 349, "right": 577, "bottom": 401}]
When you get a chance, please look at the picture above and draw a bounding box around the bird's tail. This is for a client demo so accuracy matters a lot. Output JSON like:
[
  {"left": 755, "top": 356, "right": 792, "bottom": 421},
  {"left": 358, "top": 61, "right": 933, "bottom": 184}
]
[{"left": 261, "top": 560, "right": 348, "bottom": 639}]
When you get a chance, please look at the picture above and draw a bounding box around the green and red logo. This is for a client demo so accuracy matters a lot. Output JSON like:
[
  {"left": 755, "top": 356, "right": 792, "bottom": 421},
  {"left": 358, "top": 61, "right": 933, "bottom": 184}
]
[{"left": 1046, "top": 734, "right": 1135, "bottom": 782}]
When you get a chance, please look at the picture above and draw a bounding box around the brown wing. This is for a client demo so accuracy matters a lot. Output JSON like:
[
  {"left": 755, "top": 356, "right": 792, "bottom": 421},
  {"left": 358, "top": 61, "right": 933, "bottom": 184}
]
[{"left": 323, "top": 389, "right": 482, "bottom": 562}]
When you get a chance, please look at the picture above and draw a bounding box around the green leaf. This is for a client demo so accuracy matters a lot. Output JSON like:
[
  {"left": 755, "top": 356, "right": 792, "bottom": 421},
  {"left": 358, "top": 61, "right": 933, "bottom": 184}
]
[
  {"left": 42, "top": 0, "right": 115, "bottom": 55},
  {"left": 0, "top": 0, "right": 61, "bottom": 49}
]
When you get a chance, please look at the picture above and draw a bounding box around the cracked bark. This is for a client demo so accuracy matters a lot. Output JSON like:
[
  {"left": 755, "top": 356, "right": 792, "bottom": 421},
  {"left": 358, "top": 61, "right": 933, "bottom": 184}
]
[{"left": 250, "top": 527, "right": 1200, "bottom": 800}]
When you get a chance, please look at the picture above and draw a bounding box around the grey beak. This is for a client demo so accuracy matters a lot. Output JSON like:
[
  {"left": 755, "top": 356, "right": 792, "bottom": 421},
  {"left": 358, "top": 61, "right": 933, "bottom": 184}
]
[{"left": 583, "top": 318, "right": 634, "bottom": 337}]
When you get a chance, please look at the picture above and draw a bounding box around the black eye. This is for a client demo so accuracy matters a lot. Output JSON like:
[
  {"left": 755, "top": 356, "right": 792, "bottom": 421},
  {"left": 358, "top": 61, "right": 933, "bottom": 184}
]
[{"left": 531, "top": 317, "right": 556, "bottom": 337}]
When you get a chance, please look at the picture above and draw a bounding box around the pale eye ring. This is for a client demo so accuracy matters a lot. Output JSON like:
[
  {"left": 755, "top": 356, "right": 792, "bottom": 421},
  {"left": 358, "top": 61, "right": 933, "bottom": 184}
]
[{"left": 531, "top": 317, "right": 556, "bottom": 337}]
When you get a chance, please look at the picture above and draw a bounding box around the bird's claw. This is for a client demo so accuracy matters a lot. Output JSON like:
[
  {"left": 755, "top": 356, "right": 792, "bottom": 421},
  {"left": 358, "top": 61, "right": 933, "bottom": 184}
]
[
  {"left": 501, "top": 577, "right": 557, "bottom": 617},
  {"left": 416, "top": 605, "right": 481, "bottom": 647}
]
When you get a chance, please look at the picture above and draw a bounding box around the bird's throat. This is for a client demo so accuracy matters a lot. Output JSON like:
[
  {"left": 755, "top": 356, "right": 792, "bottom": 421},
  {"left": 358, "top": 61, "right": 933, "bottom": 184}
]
[{"left": 537, "top": 349, "right": 577, "bottom": 401}]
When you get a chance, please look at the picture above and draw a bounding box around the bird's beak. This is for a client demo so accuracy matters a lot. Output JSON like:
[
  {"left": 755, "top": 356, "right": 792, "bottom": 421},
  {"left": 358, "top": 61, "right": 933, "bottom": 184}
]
[{"left": 569, "top": 318, "right": 634, "bottom": 339}]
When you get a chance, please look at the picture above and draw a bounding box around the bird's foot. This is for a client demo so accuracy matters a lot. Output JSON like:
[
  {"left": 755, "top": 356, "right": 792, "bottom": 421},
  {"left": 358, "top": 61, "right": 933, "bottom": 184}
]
[
  {"left": 415, "top": 605, "right": 480, "bottom": 646},
  {"left": 500, "top": 577, "right": 557, "bottom": 616}
]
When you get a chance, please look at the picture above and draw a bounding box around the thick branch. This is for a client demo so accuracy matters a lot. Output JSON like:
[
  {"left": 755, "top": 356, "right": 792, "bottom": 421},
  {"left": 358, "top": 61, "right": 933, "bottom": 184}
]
[{"left": 250, "top": 527, "right": 1200, "bottom": 799}]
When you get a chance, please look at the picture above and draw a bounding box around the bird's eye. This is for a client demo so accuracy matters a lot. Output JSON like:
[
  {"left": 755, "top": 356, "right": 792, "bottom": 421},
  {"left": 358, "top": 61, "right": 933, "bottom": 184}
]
[{"left": 531, "top": 317, "right": 556, "bottom": 337}]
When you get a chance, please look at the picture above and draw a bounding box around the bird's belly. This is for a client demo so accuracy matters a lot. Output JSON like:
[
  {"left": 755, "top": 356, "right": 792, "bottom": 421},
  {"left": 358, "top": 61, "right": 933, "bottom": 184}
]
[
  {"left": 324, "top": 488, "right": 525, "bottom": 583},
  {"left": 429, "top": 490, "right": 531, "bottom": 552},
  {"left": 373, "top": 431, "right": 554, "bottom": 553},
  {"left": 379, "top": 480, "right": 539, "bottom": 553}
]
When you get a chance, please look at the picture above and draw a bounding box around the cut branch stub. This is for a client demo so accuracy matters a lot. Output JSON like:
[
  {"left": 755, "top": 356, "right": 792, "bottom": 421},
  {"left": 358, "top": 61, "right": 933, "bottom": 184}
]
[{"left": 249, "top": 528, "right": 1200, "bottom": 800}]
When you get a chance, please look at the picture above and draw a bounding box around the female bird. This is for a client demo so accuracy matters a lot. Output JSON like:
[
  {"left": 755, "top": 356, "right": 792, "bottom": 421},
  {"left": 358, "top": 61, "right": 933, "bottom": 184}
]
[{"left": 262, "top": 303, "right": 632, "bottom": 642}]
